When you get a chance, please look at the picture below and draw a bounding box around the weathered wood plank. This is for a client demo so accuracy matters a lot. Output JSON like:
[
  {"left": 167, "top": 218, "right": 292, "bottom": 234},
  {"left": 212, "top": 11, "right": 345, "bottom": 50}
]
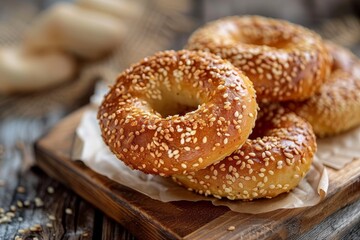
[
  {"left": 0, "top": 160, "right": 97, "bottom": 240},
  {"left": 298, "top": 199, "right": 360, "bottom": 240},
  {"left": 101, "top": 215, "right": 137, "bottom": 240},
  {"left": 0, "top": 94, "right": 133, "bottom": 239}
]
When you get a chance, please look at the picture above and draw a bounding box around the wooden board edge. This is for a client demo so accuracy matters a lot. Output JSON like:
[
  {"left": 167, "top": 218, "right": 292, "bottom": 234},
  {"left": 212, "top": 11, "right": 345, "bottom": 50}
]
[
  {"left": 184, "top": 161, "right": 360, "bottom": 239},
  {"left": 34, "top": 142, "right": 182, "bottom": 240},
  {"left": 33, "top": 106, "right": 360, "bottom": 240}
]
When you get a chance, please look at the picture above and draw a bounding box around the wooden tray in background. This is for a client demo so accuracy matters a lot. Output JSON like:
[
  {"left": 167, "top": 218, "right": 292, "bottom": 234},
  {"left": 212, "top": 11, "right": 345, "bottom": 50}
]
[{"left": 34, "top": 107, "right": 360, "bottom": 240}]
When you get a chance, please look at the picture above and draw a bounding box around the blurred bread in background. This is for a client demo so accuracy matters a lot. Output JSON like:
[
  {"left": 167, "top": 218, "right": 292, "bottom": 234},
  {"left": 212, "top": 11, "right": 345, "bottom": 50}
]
[
  {"left": 0, "top": 47, "right": 75, "bottom": 94},
  {"left": 24, "top": 3, "right": 127, "bottom": 60},
  {"left": 76, "top": 0, "right": 144, "bottom": 21},
  {"left": 0, "top": 0, "right": 147, "bottom": 94}
]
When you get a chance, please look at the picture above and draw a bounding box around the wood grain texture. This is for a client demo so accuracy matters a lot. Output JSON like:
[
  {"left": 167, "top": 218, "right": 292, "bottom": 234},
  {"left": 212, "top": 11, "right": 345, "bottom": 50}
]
[
  {"left": 298, "top": 199, "right": 360, "bottom": 240},
  {"left": 34, "top": 107, "right": 360, "bottom": 240},
  {"left": 0, "top": 80, "right": 133, "bottom": 239}
]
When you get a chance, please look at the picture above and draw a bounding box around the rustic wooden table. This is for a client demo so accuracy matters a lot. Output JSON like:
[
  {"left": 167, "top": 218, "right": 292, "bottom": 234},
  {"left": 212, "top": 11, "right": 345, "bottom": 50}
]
[
  {"left": 1, "top": 0, "right": 360, "bottom": 239},
  {"left": 1, "top": 92, "right": 360, "bottom": 240},
  {"left": 0, "top": 94, "right": 139, "bottom": 240}
]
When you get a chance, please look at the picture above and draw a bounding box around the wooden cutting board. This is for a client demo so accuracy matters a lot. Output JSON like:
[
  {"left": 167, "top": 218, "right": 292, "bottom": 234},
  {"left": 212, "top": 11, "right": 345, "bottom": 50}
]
[{"left": 34, "top": 107, "right": 360, "bottom": 240}]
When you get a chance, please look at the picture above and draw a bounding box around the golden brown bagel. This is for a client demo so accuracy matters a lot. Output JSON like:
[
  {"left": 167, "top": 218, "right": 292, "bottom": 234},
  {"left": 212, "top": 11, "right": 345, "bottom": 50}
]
[
  {"left": 186, "top": 15, "right": 332, "bottom": 102},
  {"left": 98, "top": 50, "right": 258, "bottom": 176},
  {"left": 172, "top": 106, "right": 316, "bottom": 200},
  {"left": 283, "top": 42, "right": 360, "bottom": 137}
]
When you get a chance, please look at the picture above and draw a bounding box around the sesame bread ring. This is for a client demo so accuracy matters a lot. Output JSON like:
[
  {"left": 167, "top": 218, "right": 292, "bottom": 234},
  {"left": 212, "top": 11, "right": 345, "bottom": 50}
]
[
  {"left": 172, "top": 106, "right": 316, "bottom": 200},
  {"left": 186, "top": 15, "right": 332, "bottom": 102},
  {"left": 98, "top": 50, "right": 258, "bottom": 176},
  {"left": 284, "top": 42, "right": 360, "bottom": 137}
]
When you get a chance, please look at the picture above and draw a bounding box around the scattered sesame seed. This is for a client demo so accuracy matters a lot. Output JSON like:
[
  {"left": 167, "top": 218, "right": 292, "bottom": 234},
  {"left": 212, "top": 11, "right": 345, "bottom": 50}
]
[
  {"left": 65, "top": 208, "right": 73, "bottom": 215},
  {"left": 18, "top": 229, "right": 27, "bottom": 234},
  {"left": 23, "top": 200, "right": 30, "bottom": 207},
  {"left": 34, "top": 198, "right": 44, "bottom": 207},
  {"left": 29, "top": 224, "right": 42, "bottom": 232},
  {"left": 228, "top": 226, "right": 236, "bottom": 231},
  {"left": 16, "top": 200, "right": 23, "bottom": 208},
  {"left": 47, "top": 186, "right": 55, "bottom": 194},
  {"left": 16, "top": 186, "right": 26, "bottom": 193}
]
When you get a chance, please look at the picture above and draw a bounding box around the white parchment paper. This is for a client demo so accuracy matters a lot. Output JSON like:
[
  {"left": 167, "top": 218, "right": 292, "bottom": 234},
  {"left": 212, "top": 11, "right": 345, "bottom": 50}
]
[
  {"left": 316, "top": 127, "right": 360, "bottom": 169},
  {"left": 75, "top": 108, "right": 329, "bottom": 214}
]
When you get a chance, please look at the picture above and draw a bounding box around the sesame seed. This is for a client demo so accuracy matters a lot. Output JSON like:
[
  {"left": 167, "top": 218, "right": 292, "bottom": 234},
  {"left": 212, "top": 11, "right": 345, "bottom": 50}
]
[
  {"left": 16, "top": 186, "right": 25, "bottom": 193},
  {"left": 18, "top": 229, "right": 27, "bottom": 234},
  {"left": 65, "top": 208, "right": 73, "bottom": 215},
  {"left": 228, "top": 226, "right": 236, "bottom": 231},
  {"left": 47, "top": 186, "right": 55, "bottom": 194},
  {"left": 16, "top": 200, "right": 23, "bottom": 208},
  {"left": 23, "top": 200, "right": 30, "bottom": 207},
  {"left": 248, "top": 152, "right": 256, "bottom": 157},
  {"left": 34, "top": 197, "right": 44, "bottom": 207}
]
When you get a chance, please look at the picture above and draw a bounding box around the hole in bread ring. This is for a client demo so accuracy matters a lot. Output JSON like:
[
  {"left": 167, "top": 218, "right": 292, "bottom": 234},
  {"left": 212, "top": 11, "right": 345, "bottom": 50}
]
[
  {"left": 186, "top": 15, "right": 332, "bottom": 102},
  {"left": 284, "top": 42, "right": 360, "bottom": 137},
  {"left": 98, "top": 50, "right": 258, "bottom": 176},
  {"left": 172, "top": 106, "right": 316, "bottom": 200}
]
